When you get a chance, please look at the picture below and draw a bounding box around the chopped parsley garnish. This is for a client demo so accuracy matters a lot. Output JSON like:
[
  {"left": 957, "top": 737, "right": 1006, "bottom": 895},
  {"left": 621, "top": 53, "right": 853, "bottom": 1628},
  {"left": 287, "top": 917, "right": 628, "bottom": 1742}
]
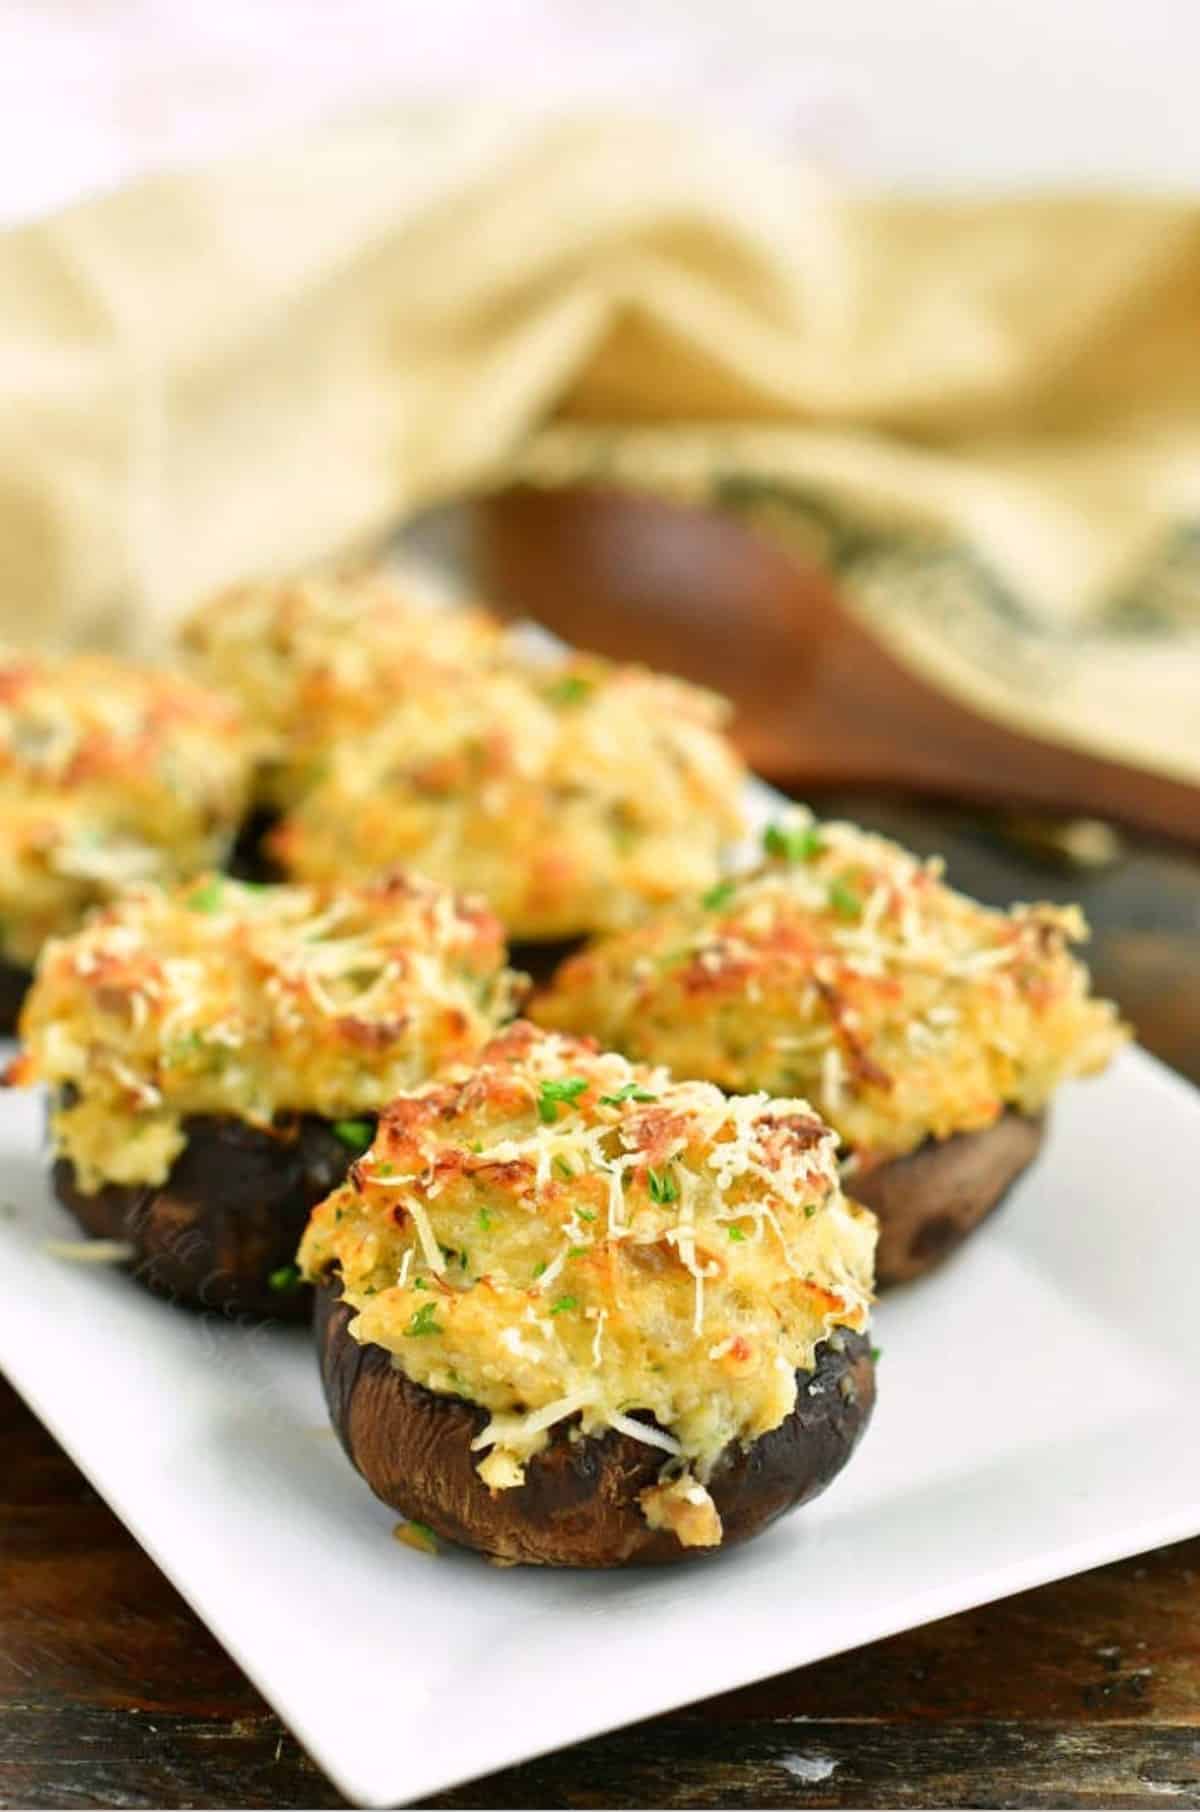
[
  {"left": 727, "top": 1224, "right": 746, "bottom": 1242},
  {"left": 553, "top": 1155, "right": 574, "bottom": 1181},
  {"left": 804, "top": 1202, "right": 817, "bottom": 1218},
  {"left": 576, "top": 1208, "right": 597, "bottom": 1223},
  {"left": 567, "top": 1245, "right": 588, "bottom": 1258},
  {"left": 532, "top": 1260, "right": 547, "bottom": 1278},
  {"left": 412, "top": 1276, "right": 429, "bottom": 1290},
  {"left": 647, "top": 1166, "right": 679, "bottom": 1205},
  {"left": 870, "top": 1346, "right": 883, "bottom": 1364},
  {"left": 829, "top": 877, "right": 862, "bottom": 920},
  {"left": 395, "top": 1518, "right": 438, "bottom": 1553},
  {"left": 186, "top": 876, "right": 225, "bottom": 913},
  {"left": 763, "top": 822, "right": 823, "bottom": 863},
  {"left": 537, "top": 1076, "right": 589, "bottom": 1123},
  {"left": 544, "top": 673, "right": 593, "bottom": 708},
  {"left": 405, "top": 1302, "right": 441, "bottom": 1337},
  {"left": 549, "top": 1295, "right": 578, "bottom": 1315},
  {"left": 267, "top": 1263, "right": 301, "bottom": 1293},
  {"left": 477, "top": 1208, "right": 494, "bottom": 1231},
  {"left": 701, "top": 878, "right": 737, "bottom": 911},
  {"left": 332, "top": 1118, "right": 373, "bottom": 1151},
  {"left": 598, "top": 1083, "right": 658, "bottom": 1107}
]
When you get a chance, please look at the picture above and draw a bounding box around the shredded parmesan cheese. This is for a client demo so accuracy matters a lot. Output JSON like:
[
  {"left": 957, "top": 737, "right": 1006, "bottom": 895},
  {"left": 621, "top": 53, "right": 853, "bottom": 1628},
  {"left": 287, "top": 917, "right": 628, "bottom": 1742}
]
[{"left": 533, "top": 814, "right": 1126, "bottom": 1160}]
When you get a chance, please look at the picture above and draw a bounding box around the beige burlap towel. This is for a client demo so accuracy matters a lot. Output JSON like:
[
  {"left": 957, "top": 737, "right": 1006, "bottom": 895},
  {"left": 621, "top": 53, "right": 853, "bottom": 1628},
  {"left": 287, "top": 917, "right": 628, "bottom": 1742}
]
[{"left": 0, "top": 109, "right": 1196, "bottom": 782}]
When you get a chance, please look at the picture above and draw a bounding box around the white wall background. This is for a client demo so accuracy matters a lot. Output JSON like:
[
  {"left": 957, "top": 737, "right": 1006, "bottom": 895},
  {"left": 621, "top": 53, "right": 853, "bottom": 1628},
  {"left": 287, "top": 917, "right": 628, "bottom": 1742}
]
[{"left": 0, "top": 0, "right": 1196, "bottom": 225}]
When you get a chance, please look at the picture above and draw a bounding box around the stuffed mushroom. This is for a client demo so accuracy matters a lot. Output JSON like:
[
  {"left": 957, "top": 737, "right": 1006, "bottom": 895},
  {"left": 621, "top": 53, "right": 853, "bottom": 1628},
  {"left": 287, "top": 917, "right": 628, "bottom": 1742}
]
[
  {"left": 13, "top": 871, "right": 522, "bottom": 1314},
  {"left": 269, "top": 657, "right": 747, "bottom": 942},
  {"left": 532, "top": 813, "right": 1127, "bottom": 1285},
  {"left": 300, "top": 1021, "right": 877, "bottom": 1565},
  {"left": 0, "top": 647, "right": 256, "bottom": 1031}
]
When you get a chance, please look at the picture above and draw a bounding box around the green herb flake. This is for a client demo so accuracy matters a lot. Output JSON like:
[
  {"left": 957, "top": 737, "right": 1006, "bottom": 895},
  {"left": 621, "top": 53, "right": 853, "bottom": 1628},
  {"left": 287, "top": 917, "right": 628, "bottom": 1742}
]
[
  {"left": 186, "top": 876, "right": 225, "bottom": 914},
  {"left": 394, "top": 1518, "right": 438, "bottom": 1554},
  {"left": 405, "top": 1302, "right": 441, "bottom": 1338},
  {"left": 727, "top": 1224, "right": 746, "bottom": 1242},
  {"left": 647, "top": 1166, "right": 679, "bottom": 1205},
  {"left": 477, "top": 1208, "right": 494, "bottom": 1231},
  {"left": 412, "top": 1276, "right": 429, "bottom": 1290},
  {"left": 537, "top": 1076, "right": 589, "bottom": 1124},
  {"left": 553, "top": 1155, "right": 574, "bottom": 1181},
  {"left": 870, "top": 1346, "right": 883, "bottom": 1365},
  {"left": 598, "top": 1083, "right": 658, "bottom": 1107},
  {"left": 576, "top": 1208, "right": 597, "bottom": 1223},
  {"left": 829, "top": 877, "right": 862, "bottom": 920},
  {"left": 267, "top": 1263, "right": 301, "bottom": 1293},
  {"left": 701, "top": 878, "right": 737, "bottom": 911},
  {"left": 549, "top": 1295, "right": 578, "bottom": 1316},
  {"left": 763, "top": 822, "right": 823, "bottom": 864},
  {"left": 544, "top": 673, "right": 593, "bottom": 708},
  {"left": 332, "top": 1118, "right": 373, "bottom": 1151},
  {"left": 804, "top": 1202, "right": 817, "bottom": 1218},
  {"left": 532, "top": 1260, "right": 547, "bottom": 1278},
  {"left": 567, "top": 1245, "right": 588, "bottom": 1258}
]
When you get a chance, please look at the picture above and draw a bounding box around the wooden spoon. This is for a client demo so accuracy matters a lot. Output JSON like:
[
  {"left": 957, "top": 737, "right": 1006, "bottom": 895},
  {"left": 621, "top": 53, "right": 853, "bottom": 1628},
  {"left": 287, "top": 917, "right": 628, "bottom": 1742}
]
[{"left": 472, "top": 485, "right": 1199, "bottom": 846}]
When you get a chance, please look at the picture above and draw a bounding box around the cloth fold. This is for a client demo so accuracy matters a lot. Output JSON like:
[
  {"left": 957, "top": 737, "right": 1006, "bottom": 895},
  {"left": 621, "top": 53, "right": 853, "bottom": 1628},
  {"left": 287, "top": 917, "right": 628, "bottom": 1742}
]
[{"left": 0, "top": 108, "right": 1196, "bottom": 781}]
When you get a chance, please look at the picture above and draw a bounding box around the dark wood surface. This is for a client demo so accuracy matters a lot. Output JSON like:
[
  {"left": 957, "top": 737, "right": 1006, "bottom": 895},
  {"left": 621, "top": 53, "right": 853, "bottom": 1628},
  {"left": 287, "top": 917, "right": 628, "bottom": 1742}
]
[{"left": 3, "top": 795, "right": 1198, "bottom": 1811}]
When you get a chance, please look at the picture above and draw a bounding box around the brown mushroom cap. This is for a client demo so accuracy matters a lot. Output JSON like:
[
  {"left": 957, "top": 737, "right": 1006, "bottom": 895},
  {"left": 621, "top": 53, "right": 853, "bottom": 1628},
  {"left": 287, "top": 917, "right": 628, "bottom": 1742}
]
[
  {"left": 855, "top": 1109, "right": 1044, "bottom": 1288},
  {"left": 54, "top": 1115, "right": 357, "bottom": 1317},
  {"left": 315, "top": 1282, "right": 876, "bottom": 1566},
  {"left": 0, "top": 958, "right": 30, "bottom": 1037}
]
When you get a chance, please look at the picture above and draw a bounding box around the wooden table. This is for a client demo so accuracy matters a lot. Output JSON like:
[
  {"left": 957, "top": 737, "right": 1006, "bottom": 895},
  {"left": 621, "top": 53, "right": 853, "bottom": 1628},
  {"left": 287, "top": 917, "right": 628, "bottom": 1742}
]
[{"left": 3, "top": 795, "right": 1198, "bottom": 1810}]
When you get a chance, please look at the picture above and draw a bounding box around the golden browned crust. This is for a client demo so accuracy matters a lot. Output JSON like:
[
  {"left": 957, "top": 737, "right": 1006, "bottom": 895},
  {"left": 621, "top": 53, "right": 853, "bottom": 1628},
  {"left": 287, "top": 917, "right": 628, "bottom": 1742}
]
[
  {"left": 269, "top": 658, "right": 747, "bottom": 940},
  {"left": 0, "top": 648, "right": 256, "bottom": 968},
  {"left": 532, "top": 813, "right": 1125, "bottom": 1158},
  {"left": 17, "top": 870, "right": 522, "bottom": 1193},
  {"left": 180, "top": 566, "right": 504, "bottom": 807}
]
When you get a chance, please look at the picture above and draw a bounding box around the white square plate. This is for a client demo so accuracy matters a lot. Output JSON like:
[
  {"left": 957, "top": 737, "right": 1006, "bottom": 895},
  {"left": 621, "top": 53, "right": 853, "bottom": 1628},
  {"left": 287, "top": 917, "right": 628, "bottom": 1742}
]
[{"left": 3, "top": 802, "right": 1199, "bottom": 1807}]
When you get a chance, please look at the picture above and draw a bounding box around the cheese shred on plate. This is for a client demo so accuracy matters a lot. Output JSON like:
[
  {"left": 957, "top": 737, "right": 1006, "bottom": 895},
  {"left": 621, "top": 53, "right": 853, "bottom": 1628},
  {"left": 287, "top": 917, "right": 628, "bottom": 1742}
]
[
  {"left": 14, "top": 871, "right": 522, "bottom": 1192},
  {"left": 532, "top": 810, "right": 1128, "bottom": 1163},
  {"left": 299, "top": 1022, "right": 876, "bottom": 1548},
  {"left": 0, "top": 647, "right": 256, "bottom": 968}
]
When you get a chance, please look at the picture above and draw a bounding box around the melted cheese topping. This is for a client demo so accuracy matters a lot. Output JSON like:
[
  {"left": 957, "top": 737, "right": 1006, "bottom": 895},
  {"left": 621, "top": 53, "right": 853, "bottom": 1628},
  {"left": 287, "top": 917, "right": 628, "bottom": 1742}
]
[
  {"left": 17, "top": 872, "right": 522, "bottom": 1192},
  {"left": 270, "top": 658, "right": 747, "bottom": 939},
  {"left": 0, "top": 649, "right": 255, "bottom": 967},
  {"left": 532, "top": 811, "right": 1128, "bottom": 1162},
  {"left": 181, "top": 566, "right": 505, "bottom": 805},
  {"left": 299, "top": 1022, "right": 876, "bottom": 1543}
]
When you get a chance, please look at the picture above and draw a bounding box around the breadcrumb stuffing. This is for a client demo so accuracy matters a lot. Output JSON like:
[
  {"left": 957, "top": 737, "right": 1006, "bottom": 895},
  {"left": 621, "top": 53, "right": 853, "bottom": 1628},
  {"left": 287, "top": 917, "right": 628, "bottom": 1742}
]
[
  {"left": 269, "top": 657, "right": 747, "bottom": 939},
  {"left": 0, "top": 648, "right": 255, "bottom": 966},
  {"left": 17, "top": 871, "right": 522, "bottom": 1192},
  {"left": 532, "top": 811, "right": 1127, "bottom": 1160}
]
